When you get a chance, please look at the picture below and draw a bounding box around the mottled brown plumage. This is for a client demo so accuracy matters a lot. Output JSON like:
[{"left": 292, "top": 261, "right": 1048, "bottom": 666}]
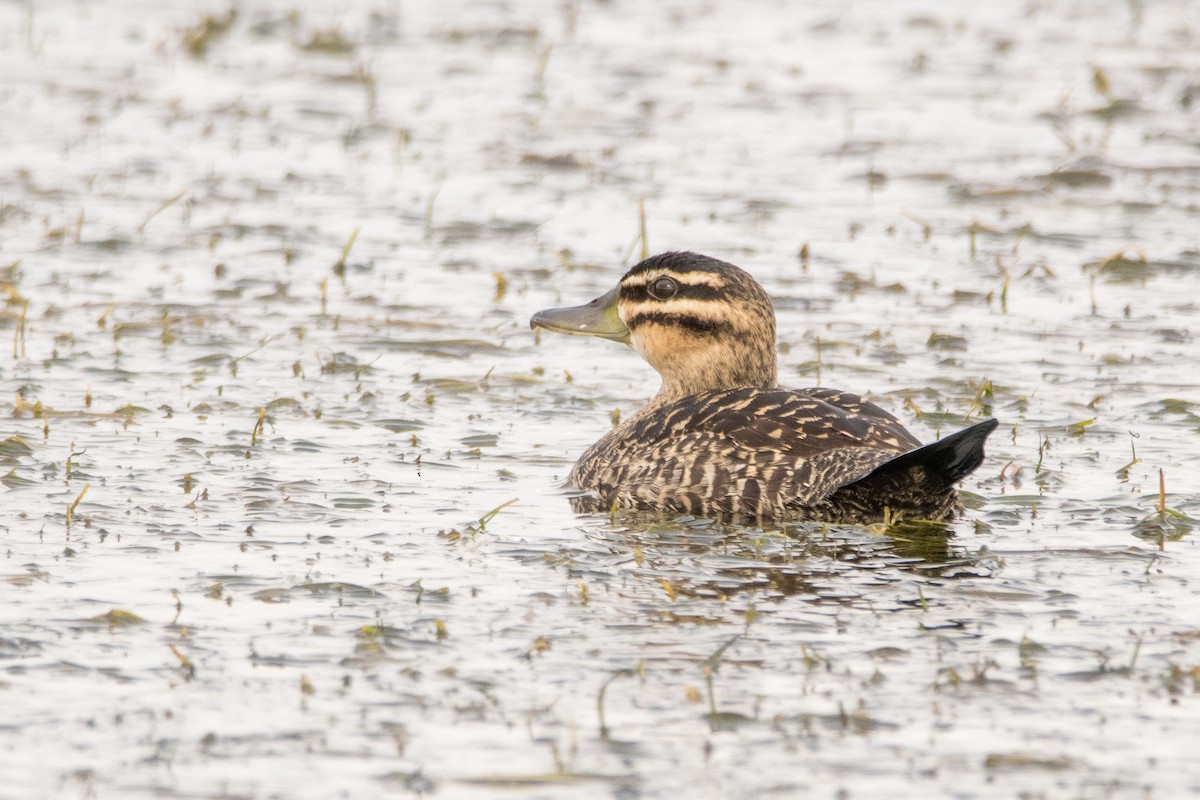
[{"left": 531, "top": 252, "right": 997, "bottom": 524}]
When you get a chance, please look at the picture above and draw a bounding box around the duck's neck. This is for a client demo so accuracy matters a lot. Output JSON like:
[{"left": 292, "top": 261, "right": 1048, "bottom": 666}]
[
  {"left": 632, "top": 317, "right": 778, "bottom": 411},
  {"left": 642, "top": 358, "right": 779, "bottom": 413}
]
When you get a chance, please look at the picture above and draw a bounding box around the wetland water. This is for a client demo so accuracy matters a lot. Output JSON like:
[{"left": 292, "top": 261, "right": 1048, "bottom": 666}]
[{"left": 3, "top": 1, "right": 1200, "bottom": 798}]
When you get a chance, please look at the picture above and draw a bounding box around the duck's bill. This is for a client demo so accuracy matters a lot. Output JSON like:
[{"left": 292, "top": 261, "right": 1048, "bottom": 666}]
[{"left": 530, "top": 286, "right": 630, "bottom": 343}]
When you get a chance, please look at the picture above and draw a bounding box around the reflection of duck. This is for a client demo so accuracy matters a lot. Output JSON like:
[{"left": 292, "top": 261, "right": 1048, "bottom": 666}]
[{"left": 531, "top": 252, "right": 997, "bottom": 523}]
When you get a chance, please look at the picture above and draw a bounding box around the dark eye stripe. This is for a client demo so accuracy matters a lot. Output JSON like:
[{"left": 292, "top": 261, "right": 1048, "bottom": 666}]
[
  {"left": 624, "top": 312, "right": 733, "bottom": 336},
  {"left": 620, "top": 282, "right": 726, "bottom": 303}
]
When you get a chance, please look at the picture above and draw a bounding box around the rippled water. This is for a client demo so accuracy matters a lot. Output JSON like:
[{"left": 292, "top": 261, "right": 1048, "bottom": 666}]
[{"left": 3, "top": 1, "right": 1200, "bottom": 798}]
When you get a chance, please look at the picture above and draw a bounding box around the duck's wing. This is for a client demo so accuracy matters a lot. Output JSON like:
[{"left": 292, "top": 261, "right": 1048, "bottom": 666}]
[
  {"left": 680, "top": 387, "right": 922, "bottom": 457},
  {"left": 579, "top": 388, "right": 926, "bottom": 517}
]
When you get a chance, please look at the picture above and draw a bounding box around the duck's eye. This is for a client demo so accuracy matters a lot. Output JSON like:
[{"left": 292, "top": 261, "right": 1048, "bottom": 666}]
[{"left": 648, "top": 276, "right": 679, "bottom": 300}]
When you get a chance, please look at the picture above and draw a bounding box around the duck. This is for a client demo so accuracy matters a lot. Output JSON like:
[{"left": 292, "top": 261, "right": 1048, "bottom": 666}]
[{"left": 530, "top": 251, "right": 997, "bottom": 524}]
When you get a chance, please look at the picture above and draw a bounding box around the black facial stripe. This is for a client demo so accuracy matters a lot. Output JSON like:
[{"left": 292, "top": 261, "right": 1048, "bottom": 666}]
[
  {"left": 620, "top": 282, "right": 726, "bottom": 303},
  {"left": 625, "top": 312, "right": 733, "bottom": 336}
]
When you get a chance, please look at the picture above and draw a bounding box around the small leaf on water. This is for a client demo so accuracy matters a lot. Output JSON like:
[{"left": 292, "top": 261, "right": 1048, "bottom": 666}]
[
  {"left": 1068, "top": 419, "right": 1094, "bottom": 436},
  {"left": 0, "top": 436, "right": 34, "bottom": 459},
  {"left": 92, "top": 609, "right": 147, "bottom": 626}
]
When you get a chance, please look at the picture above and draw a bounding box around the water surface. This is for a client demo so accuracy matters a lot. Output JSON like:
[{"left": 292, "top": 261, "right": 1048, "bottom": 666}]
[{"left": 2, "top": 1, "right": 1199, "bottom": 798}]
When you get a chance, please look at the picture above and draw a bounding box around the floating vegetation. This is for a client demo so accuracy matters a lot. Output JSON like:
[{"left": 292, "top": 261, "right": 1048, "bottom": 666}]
[
  {"left": 0, "top": 436, "right": 33, "bottom": 461},
  {"left": 182, "top": 8, "right": 237, "bottom": 58},
  {"left": 1084, "top": 98, "right": 1141, "bottom": 122},
  {"left": 1040, "top": 167, "right": 1113, "bottom": 189},
  {"left": 299, "top": 28, "right": 356, "bottom": 55},
  {"left": 983, "top": 752, "right": 1078, "bottom": 771},
  {"left": 90, "top": 609, "right": 148, "bottom": 627}
]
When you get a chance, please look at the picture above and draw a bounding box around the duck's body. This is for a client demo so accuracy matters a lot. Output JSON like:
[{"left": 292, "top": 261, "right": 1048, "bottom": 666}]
[{"left": 532, "top": 252, "right": 996, "bottom": 524}]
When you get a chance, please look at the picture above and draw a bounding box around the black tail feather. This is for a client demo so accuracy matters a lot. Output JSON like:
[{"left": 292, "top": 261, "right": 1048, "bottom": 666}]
[{"left": 847, "top": 418, "right": 999, "bottom": 491}]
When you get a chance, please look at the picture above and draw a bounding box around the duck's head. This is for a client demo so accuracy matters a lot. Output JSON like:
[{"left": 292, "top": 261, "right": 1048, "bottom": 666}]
[{"left": 531, "top": 252, "right": 778, "bottom": 403}]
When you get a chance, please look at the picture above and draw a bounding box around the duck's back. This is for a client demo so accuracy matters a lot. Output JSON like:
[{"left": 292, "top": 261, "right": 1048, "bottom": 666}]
[{"left": 569, "top": 386, "right": 932, "bottom": 521}]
